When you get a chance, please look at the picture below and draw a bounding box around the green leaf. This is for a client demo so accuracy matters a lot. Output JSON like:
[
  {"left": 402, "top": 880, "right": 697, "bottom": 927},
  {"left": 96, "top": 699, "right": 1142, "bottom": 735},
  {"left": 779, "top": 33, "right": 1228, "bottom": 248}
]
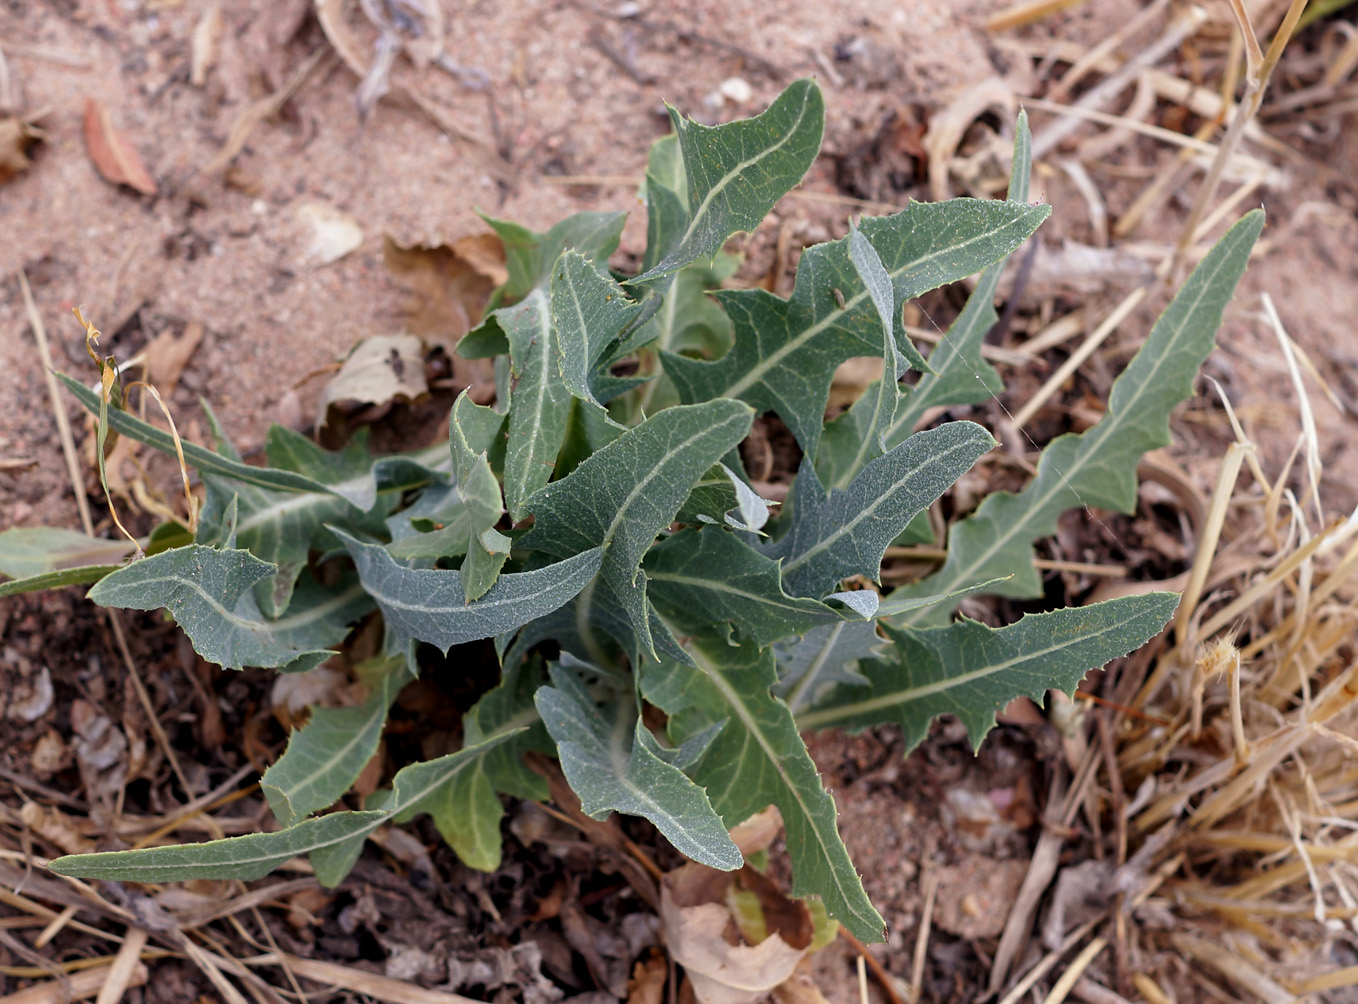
[
  {"left": 662, "top": 199, "right": 1050, "bottom": 452},
  {"left": 537, "top": 662, "right": 742, "bottom": 870},
  {"left": 0, "top": 566, "right": 119, "bottom": 596},
  {"left": 449, "top": 392, "right": 511, "bottom": 600},
  {"left": 640, "top": 133, "right": 689, "bottom": 270},
  {"left": 198, "top": 428, "right": 421, "bottom": 617},
  {"left": 770, "top": 422, "right": 996, "bottom": 599},
  {"left": 434, "top": 658, "right": 550, "bottom": 871},
  {"left": 633, "top": 79, "right": 825, "bottom": 283},
  {"left": 552, "top": 250, "right": 645, "bottom": 406},
  {"left": 58, "top": 373, "right": 446, "bottom": 509},
  {"left": 775, "top": 621, "right": 883, "bottom": 716},
  {"left": 501, "top": 289, "right": 573, "bottom": 520},
  {"left": 797, "top": 593, "right": 1180, "bottom": 751},
  {"left": 520, "top": 399, "right": 754, "bottom": 659},
  {"left": 675, "top": 464, "right": 770, "bottom": 532},
  {"left": 892, "top": 209, "right": 1265, "bottom": 624},
  {"left": 484, "top": 210, "right": 627, "bottom": 311},
  {"left": 86, "top": 546, "right": 367, "bottom": 671},
  {"left": 334, "top": 528, "right": 604, "bottom": 654},
  {"left": 826, "top": 222, "right": 910, "bottom": 485},
  {"left": 645, "top": 528, "right": 858, "bottom": 647},
  {"left": 262, "top": 655, "right": 413, "bottom": 827},
  {"left": 819, "top": 110, "right": 1032, "bottom": 490},
  {"left": 49, "top": 730, "right": 522, "bottom": 884},
  {"left": 0, "top": 527, "right": 135, "bottom": 579},
  {"left": 877, "top": 111, "right": 1031, "bottom": 447},
  {"left": 641, "top": 632, "right": 885, "bottom": 943},
  {"left": 630, "top": 255, "right": 739, "bottom": 417}
]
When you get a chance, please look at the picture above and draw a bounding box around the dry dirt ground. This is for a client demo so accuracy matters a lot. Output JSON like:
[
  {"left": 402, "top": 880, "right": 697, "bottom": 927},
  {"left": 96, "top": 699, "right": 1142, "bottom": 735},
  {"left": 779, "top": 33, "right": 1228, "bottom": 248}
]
[{"left": 3, "top": 0, "right": 1358, "bottom": 1002}]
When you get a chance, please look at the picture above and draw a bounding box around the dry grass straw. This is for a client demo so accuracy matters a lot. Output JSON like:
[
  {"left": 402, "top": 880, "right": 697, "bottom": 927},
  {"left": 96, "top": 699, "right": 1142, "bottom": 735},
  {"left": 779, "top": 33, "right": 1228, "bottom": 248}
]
[{"left": 977, "top": 0, "right": 1358, "bottom": 998}]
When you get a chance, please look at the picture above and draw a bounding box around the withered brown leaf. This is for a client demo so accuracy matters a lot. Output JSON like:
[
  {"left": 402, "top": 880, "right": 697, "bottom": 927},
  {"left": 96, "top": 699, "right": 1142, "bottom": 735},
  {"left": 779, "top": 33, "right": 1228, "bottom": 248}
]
[{"left": 82, "top": 97, "right": 157, "bottom": 195}]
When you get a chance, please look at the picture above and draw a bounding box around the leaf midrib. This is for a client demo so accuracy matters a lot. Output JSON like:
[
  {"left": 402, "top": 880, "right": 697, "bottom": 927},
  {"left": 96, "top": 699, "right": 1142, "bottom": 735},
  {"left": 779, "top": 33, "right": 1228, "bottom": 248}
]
[
  {"left": 781, "top": 435, "right": 985, "bottom": 579},
  {"left": 722, "top": 213, "right": 1040, "bottom": 398},
  {"left": 796, "top": 613, "right": 1145, "bottom": 729},
  {"left": 678, "top": 632, "right": 881, "bottom": 935},
  {"left": 900, "top": 237, "right": 1237, "bottom": 621}
]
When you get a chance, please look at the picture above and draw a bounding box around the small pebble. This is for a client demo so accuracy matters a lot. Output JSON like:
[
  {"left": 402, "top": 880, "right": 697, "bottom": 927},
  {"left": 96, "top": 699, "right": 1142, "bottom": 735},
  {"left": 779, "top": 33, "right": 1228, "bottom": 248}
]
[{"left": 719, "top": 76, "right": 753, "bottom": 104}]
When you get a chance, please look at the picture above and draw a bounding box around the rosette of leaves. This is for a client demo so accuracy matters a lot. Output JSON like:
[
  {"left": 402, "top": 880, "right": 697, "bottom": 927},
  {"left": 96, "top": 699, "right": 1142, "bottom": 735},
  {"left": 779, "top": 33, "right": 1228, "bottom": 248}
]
[{"left": 25, "top": 80, "right": 1263, "bottom": 944}]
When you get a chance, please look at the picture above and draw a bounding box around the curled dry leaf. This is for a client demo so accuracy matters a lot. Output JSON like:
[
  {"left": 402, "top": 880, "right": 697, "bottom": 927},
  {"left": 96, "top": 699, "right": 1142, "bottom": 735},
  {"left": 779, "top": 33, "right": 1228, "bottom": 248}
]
[
  {"left": 383, "top": 232, "right": 506, "bottom": 348},
  {"left": 315, "top": 333, "right": 428, "bottom": 433},
  {"left": 20, "top": 802, "right": 97, "bottom": 855},
  {"left": 662, "top": 864, "right": 813, "bottom": 1004},
  {"left": 5, "top": 664, "right": 53, "bottom": 721},
  {"left": 627, "top": 952, "right": 668, "bottom": 1004},
  {"left": 0, "top": 116, "right": 44, "bottom": 183},
  {"left": 271, "top": 663, "right": 350, "bottom": 729},
  {"left": 82, "top": 98, "right": 157, "bottom": 195},
  {"left": 145, "top": 320, "right": 206, "bottom": 397}
]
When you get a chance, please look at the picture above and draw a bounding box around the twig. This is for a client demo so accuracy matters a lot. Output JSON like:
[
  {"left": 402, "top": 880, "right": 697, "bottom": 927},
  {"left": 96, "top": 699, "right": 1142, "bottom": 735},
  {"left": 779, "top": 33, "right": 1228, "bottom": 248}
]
[
  {"left": 909, "top": 866, "right": 939, "bottom": 1003},
  {"left": 840, "top": 927, "right": 905, "bottom": 1004},
  {"left": 93, "top": 927, "right": 149, "bottom": 1004},
  {"left": 21, "top": 271, "right": 95, "bottom": 536},
  {"left": 986, "top": 0, "right": 1089, "bottom": 32},
  {"left": 1170, "top": 0, "right": 1308, "bottom": 275},
  {"left": 589, "top": 35, "right": 656, "bottom": 85},
  {"left": 0, "top": 963, "right": 147, "bottom": 1004},
  {"left": 23, "top": 277, "right": 195, "bottom": 798},
  {"left": 1039, "top": 937, "right": 1107, "bottom": 1004},
  {"left": 243, "top": 953, "right": 486, "bottom": 1004},
  {"left": 1028, "top": 7, "right": 1210, "bottom": 160},
  {"left": 1009, "top": 284, "right": 1150, "bottom": 429}
]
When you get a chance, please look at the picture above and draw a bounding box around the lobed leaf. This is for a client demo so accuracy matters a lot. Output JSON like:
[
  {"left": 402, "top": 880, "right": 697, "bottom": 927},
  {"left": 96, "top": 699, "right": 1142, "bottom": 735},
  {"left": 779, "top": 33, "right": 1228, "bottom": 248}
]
[
  {"left": 434, "top": 658, "right": 551, "bottom": 871},
  {"left": 449, "top": 392, "right": 511, "bottom": 600},
  {"left": 552, "top": 250, "right": 645, "bottom": 406},
  {"left": 521, "top": 399, "right": 754, "bottom": 659},
  {"left": 890, "top": 209, "right": 1265, "bottom": 623},
  {"left": 538, "top": 663, "right": 742, "bottom": 870},
  {"left": 262, "top": 655, "right": 413, "bottom": 827},
  {"left": 633, "top": 79, "right": 824, "bottom": 283},
  {"left": 815, "top": 112, "right": 1034, "bottom": 490},
  {"left": 645, "top": 528, "right": 860, "bottom": 647},
  {"left": 642, "top": 632, "right": 885, "bottom": 942},
  {"left": 797, "top": 593, "right": 1180, "bottom": 751},
  {"left": 86, "top": 546, "right": 369, "bottom": 671},
  {"left": 769, "top": 422, "right": 996, "bottom": 599},
  {"left": 334, "top": 528, "right": 603, "bottom": 655},
  {"left": 662, "top": 199, "right": 1050, "bottom": 453},
  {"left": 0, "top": 527, "right": 135, "bottom": 579},
  {"left": 50, "top": 730, "right": 521, "bottom": 884}
]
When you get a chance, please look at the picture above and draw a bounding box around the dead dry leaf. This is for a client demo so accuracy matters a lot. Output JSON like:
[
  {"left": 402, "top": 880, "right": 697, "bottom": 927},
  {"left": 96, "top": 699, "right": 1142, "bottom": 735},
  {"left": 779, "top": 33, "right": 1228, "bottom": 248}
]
[
  {"left": 5, "top": 664, "right": 53, "bottom": 721},
  {"left": 298, "top": 201, "right": 364, "bottom": 264},
  {"left": 771, "top": 968, "right": 835, "bottom": 1004},
  {"left": 627, "top": 953, "right": 667, "bottom": 1004},
  {"left": 662, "top": 865, "right": 813, "bottom": 1004},
  {"left": 70, "top": 698, "right": 130, "bottom": 806},
  {"left": 271, "top": 664, "right": 349, "bottom": 728},
  {"left": 382, "top": 233, "right": 505, "bottom": 349},
  {"left": 30, "top": 729, "right": 71, "bottom": 778},
  {"left": 20, "top": 802, "right": 96, "bottom": 855},
  {"left": 0, "top": 116, "right": 44, "bottom": 183},
  {"left": 729, "top": 806, "right": 783, "bottom": 856},
  {"left": 145, "top": 320, "right": 205, "bottom": 396},
  {"left": 82, "top": 98, "right": 157, "bottom": 195},
  {"left": 316, "top": 334, "right": 428, "bottom": 433}
]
